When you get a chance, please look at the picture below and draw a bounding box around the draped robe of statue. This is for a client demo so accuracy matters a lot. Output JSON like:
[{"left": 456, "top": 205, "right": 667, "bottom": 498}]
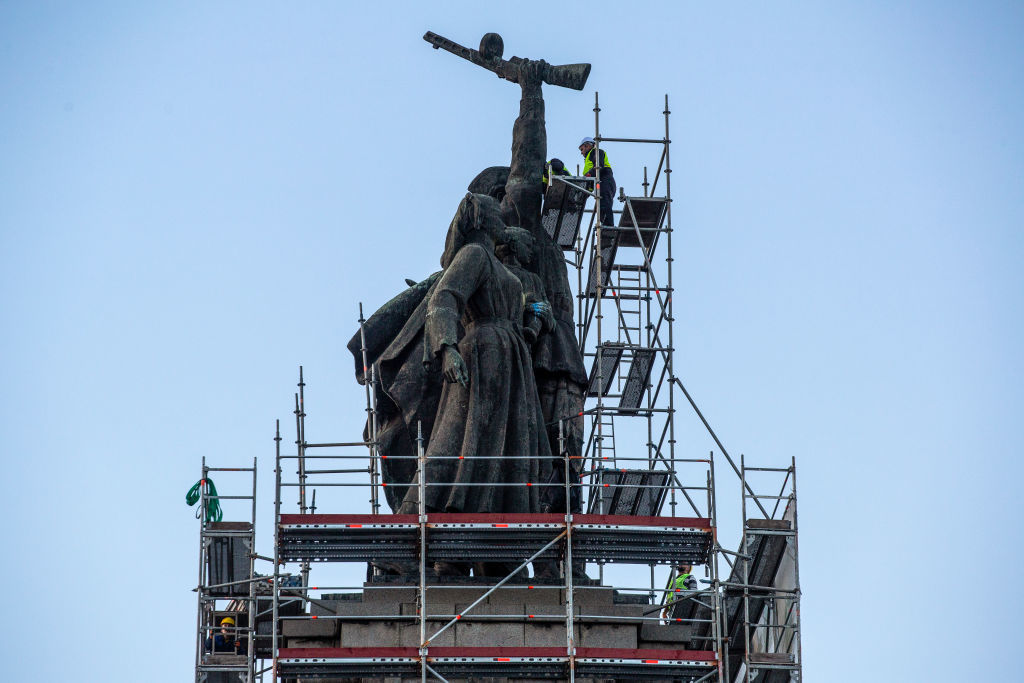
[
  {"left": 345, "top": 273, "right": 444, "bottom": 512},
  {"left": 394, "top": 199, "right": 551, "bottom": 518}
]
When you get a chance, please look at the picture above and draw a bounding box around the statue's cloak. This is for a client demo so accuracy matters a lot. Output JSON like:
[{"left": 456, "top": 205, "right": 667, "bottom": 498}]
[{"left": 346, "top": 273, "right": 445, "bottom": 511}]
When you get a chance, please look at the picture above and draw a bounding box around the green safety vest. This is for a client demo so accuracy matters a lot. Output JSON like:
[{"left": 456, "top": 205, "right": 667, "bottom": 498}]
[
  {"left": 582, "top": 148, "right": 612, "bottom": 177},
  {"left": 673, "top": 573, "right": 693, "bottom": 591}
]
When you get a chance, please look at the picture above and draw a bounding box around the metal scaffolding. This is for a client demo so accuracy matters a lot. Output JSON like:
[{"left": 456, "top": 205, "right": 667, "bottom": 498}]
[
  {"left": 193, "top": 459, "right": 259, "bottom": 683},
  {"left": 735, "top": 456, "right": 802, "bottom": 682},
  {"left": 192, "top": 94, "right": 803, "bottom": 683}
]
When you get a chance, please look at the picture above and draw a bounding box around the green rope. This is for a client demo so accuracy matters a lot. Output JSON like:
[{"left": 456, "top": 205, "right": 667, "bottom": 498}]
[{"left": 186, "top": 478, "right": 223, "bottom": 522}]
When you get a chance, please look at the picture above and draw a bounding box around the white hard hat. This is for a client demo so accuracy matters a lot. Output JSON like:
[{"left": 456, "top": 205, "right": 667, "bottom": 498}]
[{"left": 579, "top": 136, "right": 595, "bottom": 146}]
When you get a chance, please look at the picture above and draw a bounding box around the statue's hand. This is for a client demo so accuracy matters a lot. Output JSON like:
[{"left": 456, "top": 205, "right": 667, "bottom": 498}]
[
  {"left": 442, "top": 345, "right": 469, "bottom": 387},
  {"left": 530, "top": 301, "right": 555, "bottom": 331},
  {"left": 515, "top": 59, "right": 547, "bottom": 88}
]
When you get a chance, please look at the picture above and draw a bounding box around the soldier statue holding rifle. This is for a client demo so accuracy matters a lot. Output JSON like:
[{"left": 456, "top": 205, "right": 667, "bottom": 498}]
[{"left": 351, "top": 35, "right": 591, "bottom": 575}]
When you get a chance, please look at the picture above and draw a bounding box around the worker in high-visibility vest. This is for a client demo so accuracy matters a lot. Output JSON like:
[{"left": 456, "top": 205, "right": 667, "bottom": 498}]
[
  {"left": 579, "top": 137, "right": 616, "bottom": 226},
  {"left": 673, "top": 563, "right": 698, "bottom": 592},
  {"left": 662, "top": 563, "right": 698, "bottom": 621}
]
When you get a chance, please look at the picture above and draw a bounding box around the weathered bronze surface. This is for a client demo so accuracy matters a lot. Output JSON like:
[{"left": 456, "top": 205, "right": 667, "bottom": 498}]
[{"left": 349, "top": 34, "right": 591, "bottom": 551}]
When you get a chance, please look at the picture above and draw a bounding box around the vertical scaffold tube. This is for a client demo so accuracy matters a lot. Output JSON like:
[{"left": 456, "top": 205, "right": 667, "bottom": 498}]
[
  {"left": 417, "top": 422, "right": 427, "bottom": 683},
  {"left": 194, "top": 459, "right": 207, "bottom": 683},
  {"left": 741, "top": 453, "right": 752, "bottom": 683},
  {"left": 663, "top": 94, "right": 677, "bottom": 519},
  {"left": 296, "top": 368, "right": 310, "bottom": 594},
  {"left": 358, "top": 303, "right": 381, "bottom": 515},
  {"left": 791, "top": 457, "right": 802, "bottom": 678},
  {"left": 562, "top": 418, "right": 576, "bottom": 682},
  {"left": 248, "top": 456, "right": 257, "bottom": 683},
  {"left": 272, "top": 422, "right": 282, "bottom": 681},
  {"left": 709, "top": 453, "right": 727, "bottom": 682}
]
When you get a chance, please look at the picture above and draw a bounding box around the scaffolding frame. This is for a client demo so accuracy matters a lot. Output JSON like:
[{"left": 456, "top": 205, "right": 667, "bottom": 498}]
[
  {"left": 193, "top": 458, "right": 259, "bottom": 683},
  {"left": 564, "top": 95, "right": 691, "bottom": 526},
  {"left": 736, "top": 455, "right": 802, "bottom": 682}
]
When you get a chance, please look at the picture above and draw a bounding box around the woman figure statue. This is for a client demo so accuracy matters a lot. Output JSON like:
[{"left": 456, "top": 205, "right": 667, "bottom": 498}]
[{"left": 398, "top": 193, "right": 552, "bottom": 577}]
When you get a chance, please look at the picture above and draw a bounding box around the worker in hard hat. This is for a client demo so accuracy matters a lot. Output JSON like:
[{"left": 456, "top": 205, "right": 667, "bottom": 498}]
[
  {"left": 204, "top": 615, "right": 247, "bottom": 654},
  {"left": 579, "top": 137, "right": 616, "bottom": 226}
]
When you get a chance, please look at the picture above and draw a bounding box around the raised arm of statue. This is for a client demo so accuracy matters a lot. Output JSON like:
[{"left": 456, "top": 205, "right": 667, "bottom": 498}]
[{"left": 502, "top": 58, "right": 547, "bottom": 233}]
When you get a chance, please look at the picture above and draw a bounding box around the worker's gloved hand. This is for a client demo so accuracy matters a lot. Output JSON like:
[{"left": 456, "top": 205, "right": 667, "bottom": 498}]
[{"left": 442, "top": 345, "right": 469, "bottom": 387}]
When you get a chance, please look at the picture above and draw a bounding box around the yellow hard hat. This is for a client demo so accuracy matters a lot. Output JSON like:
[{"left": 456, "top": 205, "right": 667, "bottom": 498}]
[{"left": 220, "top": 616, "right": 235, "bottom": 626}]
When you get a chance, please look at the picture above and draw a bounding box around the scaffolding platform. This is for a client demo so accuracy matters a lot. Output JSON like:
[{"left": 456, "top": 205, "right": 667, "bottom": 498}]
[
  {"left": 608, "top": 196, "right": 668, "bottom": 250},
  {"left": 584, "top": 233, "right": 623, "bottom": 298},
  {"left": 277, "top": 646, "right": 717, "bottom": 680},
  {"left": 542, "top": 177, "right": 591, "bottom": 250},
  {"left": 278, "top": 513, "right": 712, "bottom": 565},
  {"left": 587, "top": 342, "right": 624, "bottom": 397},
  {"left": 618, "top": 346, "right": 656, "bottom": 411},
  {"left": 585, "top": 344, "right": 657, "bottom": 412}
]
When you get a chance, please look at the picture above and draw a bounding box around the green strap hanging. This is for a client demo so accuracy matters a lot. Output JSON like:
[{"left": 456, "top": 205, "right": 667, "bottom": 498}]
[{"left": 186, "top": 478, "right": 223, "bottom": 522}]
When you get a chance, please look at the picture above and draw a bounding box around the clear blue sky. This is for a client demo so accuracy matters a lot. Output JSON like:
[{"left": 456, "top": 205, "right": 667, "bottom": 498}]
[{"left": 1, "top": 2, "right": 1021, "bottom": 681}]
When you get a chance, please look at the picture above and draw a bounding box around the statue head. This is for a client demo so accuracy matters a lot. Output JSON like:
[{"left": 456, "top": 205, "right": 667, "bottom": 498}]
[
  {"left": 467, "top": 166, "right": 510, "bottom": 203},
  {"left": 441, "top": 193, "right": 505, "bottom": 268},
  {"left": 496, "top": 226, "right": 536, "bottom": 269}
]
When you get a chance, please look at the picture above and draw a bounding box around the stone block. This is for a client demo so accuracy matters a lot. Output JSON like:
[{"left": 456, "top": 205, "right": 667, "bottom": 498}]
[
  {"left": 401, "top": 621, "right": 454, "bottom": 647},
  {"left": 340, "top": 620, "right": 399, "bottom": 647},
  {"left": 288, "top": 636, "right": 336, "bottom": 648},
  {"left": 454, "top": 602, "right": 529, "bottom": 618},
  {"left": 329, "top": 600, "right": 403, "bottom": 617},
  {"left": 483, "top": 601, "right": 528, "bottom": 616},
  {"left": 282, "top": 617, "right": 340, "bottom": 638},
  {"left": 570, "top": 587, "right": 615, "bottom": 609},
  {"left": 362, "top": 586, "right": 418, "bottom": 603},
  {"left": 310, "top": 594, "right": 364, "bottom": 616},
  {"left": 414, "top": 601, "right": 457, "bottom": 618},
  {"left": 576, "top": 602, "right": 645, "bottom": 622},
  {"left": 454, "top": 621, "right": 525, "bottom": 647},
  {"left": 524, "top": 622, "right": 568, "bottom": 646},
  {"left": 430, "top": 586, "right": 498, "bottom": 604},
  {"left": 639, "top": 622, "right": 693, "bottom": 643},
  {"left": 579, "top": 623, "right": 636, "bottom": 648}
]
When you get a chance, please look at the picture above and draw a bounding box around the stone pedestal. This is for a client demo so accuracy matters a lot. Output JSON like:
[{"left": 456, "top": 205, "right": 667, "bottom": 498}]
[{"left": 282, "top": 582, "right": 694, "bottom": 682}]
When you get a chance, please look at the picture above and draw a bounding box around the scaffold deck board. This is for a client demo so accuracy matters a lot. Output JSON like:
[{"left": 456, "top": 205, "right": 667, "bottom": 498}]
[
  {"left": 589, "top": 468, "right": 669, "bottom": 516},
  {"left": 277, "top": 646, "right": 717, "bottom": 680},
  {"left": 541, "top": 179, "right": 590, "bottom": 250},
  {"left": 585, "top": 236, "right": 619, "bottom": 297},
  {"left": 587, "top": 342, "right": 624, "bottom": 397},
  {"left": 278, "top": 513, "right": 713, "bottom": 565},
  {"left": 619, "top": 347, "right": 656, "bottom": 411},
  {"left": 614, "top": 196, "right": 668, "bottom": 248}
]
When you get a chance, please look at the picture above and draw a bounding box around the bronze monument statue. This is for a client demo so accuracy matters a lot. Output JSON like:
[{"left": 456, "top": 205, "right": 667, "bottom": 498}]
[{"left": 347, "top": 32, "right": 591, "bottom": 577}]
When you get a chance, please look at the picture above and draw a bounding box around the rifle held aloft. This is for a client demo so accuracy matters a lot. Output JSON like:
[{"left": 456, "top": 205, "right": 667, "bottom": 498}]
[{"left": 423, "top": 31, "right": 591, "bottom": 91}]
